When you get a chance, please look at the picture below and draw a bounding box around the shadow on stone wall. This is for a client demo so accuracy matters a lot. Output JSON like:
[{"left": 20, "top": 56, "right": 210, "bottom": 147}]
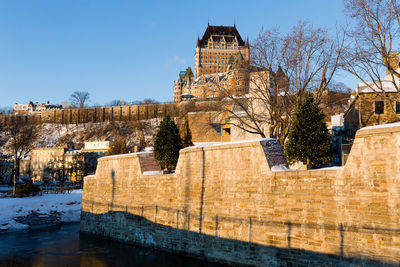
[{"left": 80, "top": 203, "right": 399, "bottom": 267}]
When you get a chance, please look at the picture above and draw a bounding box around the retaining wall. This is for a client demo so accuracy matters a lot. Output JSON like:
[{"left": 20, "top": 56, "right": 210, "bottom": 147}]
[
  {"left": 80, "top": 124, "right": 400, "bottom": 266},
  {"left": 0, "top": 101, "right": 220, "bottom": 125}
]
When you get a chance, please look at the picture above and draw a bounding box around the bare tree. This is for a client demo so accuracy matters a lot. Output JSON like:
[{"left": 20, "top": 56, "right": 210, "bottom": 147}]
[
  {"left": 138, "top": 98, "right": 159, "bottom": 105},
  {"left": 70, "top": 91, "right": 90, "bottom": 108},
  {"left": 215, "top": 21, "right": 345, "bottom": 143},
  {"left": 321, "top": 81, "right": 352, "bottom": 117},
  {"left": 0, "top": 107, "right": 12, "bottom": 114},
  {"left": 3, "top": 116, "right": 38, "bottom": 194},
  {"left": 342, "top": 0, "right": 400, "bottom": 91},
  {"left": 106, "top": 99, "right": 123, "bottom": 106}
]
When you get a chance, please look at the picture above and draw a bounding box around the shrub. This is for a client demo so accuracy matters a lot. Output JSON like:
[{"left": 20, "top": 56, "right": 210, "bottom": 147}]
[{"left": 15, "top": 181, "right": 40, "bottom": 197}]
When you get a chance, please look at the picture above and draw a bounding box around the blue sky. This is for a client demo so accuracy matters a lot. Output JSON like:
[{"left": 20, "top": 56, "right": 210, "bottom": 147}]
[{"left": 0, "top": 0, "right": 356, "bottom": 108}]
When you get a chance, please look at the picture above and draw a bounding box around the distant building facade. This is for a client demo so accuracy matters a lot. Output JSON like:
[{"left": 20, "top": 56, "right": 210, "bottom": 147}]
[
  {"left": 194, "top": 24, "right": 250, "bottom": 77},
  {"left": 13, "top": 101, "right": 62, "bottom": 115},
  {"left": 82, "top": 141, "right": 110, "bottom": 153},
  {"left": 81, "top": 141, "right": 110, "bottom": 176},
  {"left": 344, "top": 52, "right": 400, "bottom": 131},
  {"left": 64, "top": 150, "right": 84, "bottom": 181},
  {"left": 173, "top": 24, "right": 250, "bottom": 103},
  {"left": 30, "top": 147, "right": 83, "bottom": 181},
  {"left": 30, "top": 147, "right": 66, "bottom": 180}
]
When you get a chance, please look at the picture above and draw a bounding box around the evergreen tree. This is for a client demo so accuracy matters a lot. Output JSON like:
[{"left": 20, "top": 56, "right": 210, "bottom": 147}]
[
  {"left": 284, "top": 95, "right": 332, "bottom": 168},
  {"left": 154, "top": 115, "right": 183, "bottom": 171},
  {"left": 180, "top": 115, "right": 194, "bottom": 148}
]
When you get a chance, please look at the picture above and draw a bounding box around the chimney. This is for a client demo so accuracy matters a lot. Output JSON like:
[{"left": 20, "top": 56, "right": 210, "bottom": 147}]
[{"left": 386, "top": 51, "right": 399, "bottom": 75}]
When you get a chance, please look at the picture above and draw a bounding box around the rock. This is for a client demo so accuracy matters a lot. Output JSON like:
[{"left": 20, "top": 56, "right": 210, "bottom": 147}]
[{"left": 13, "top": 210, "right": 62, "bottom": 229}]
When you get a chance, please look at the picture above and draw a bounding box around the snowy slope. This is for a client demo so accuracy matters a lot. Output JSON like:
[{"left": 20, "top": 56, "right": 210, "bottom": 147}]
[{"left": 0, "top": 119, "right": 161, "bottom": 155}]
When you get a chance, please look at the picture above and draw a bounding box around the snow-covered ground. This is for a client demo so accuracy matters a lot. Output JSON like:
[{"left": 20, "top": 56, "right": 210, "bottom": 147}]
[{"left": 0, "top": 190, "right": 82, "bottom": 233}]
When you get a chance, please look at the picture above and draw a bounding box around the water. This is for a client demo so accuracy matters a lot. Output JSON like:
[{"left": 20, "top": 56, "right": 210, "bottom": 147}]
[{"left": 0, "top": 223, "right": 225, "bottom": 267}]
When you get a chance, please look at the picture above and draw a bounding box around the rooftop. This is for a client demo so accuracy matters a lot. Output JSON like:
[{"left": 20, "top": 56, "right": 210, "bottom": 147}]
[
  {"left": 357, "top": 68, "right": 400, "bottom": 93},
  {"left": 198, "top": 24, "right": 245, "bottom": 47}
]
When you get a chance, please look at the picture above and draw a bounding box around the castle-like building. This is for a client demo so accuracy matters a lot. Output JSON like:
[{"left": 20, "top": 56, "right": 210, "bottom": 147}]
[
  {"left": 194, "top": 24, "right": 250, "bottom": 77},
  {"left": 173, "top": 24, "right": 250, "bottom": 103}
]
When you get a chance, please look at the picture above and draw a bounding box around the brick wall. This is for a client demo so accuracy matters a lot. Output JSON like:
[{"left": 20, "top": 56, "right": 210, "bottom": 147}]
[{"left": 80, "top": 125, "right": 400, "bottom": 266}]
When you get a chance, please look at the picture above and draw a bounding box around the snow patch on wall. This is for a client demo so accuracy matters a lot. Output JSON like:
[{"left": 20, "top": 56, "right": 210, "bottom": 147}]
[{"left": 361, "top": 122, "right": 400, "bottom": 131}]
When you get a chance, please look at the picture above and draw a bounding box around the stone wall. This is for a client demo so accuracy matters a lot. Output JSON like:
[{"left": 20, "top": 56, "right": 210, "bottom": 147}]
[
  {"left": 0, "top": 101, "right": 223, "bottom": 126},
  {"left": 188, "top": 112, "right": 222, "bottom": 143},
  {"left": 1, "top": 102, "right": 221, "bottom": 126},
  {"left": 357, "top": 92, "right": 400, "bottom": 127},
  {"left": 80, "top": 124, "right": 400, "bottom": 266},
  {"left": 37, "top": 104, "right": 180, "bottom": 124}
]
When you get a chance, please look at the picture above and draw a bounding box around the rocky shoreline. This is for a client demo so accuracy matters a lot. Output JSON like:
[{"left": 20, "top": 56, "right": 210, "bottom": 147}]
[
  {"left": 13, "top": 211, "right": 63, "bottom": 230},
  {"left": 0, "top": 190, "right": 82, "bottom": 233}
]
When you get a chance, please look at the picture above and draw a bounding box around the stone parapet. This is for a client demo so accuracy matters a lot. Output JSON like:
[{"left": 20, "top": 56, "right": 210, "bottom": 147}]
[
  {"left": 355, "top": 122, "right": 400, "bottom": 137},
  {"left": 81, "top": 128, "right": 400, "bottom": 266}
]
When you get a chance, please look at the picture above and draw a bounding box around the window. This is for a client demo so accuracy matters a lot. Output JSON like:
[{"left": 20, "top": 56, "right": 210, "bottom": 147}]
[
  {"left": 375, "top": 101, "right": 384, "bottom": 114},
  {"left": 397, "top": 101, "right": 400, "bottom": 114}
]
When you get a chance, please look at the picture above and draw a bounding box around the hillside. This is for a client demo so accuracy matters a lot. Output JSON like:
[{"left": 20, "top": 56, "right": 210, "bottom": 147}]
[{"left": 0, "top": 118, "right": 161, "bottom": 155}]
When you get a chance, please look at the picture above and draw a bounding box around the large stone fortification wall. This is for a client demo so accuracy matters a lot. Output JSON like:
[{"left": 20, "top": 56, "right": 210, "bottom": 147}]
[
  {"left": 0, "top": 101, "right": 218, "bottom": 125},
  {"left": 81, "top": 124, "right": 400, "bottom": 266}
]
